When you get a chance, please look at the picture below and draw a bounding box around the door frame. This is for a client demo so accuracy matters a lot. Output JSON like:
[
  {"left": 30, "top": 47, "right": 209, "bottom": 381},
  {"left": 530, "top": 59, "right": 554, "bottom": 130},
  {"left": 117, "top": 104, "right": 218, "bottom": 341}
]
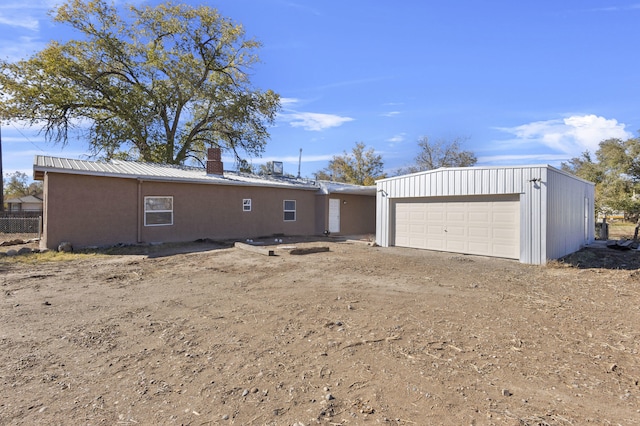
[{"left": 328, "top": 198, "right": 341, "bottom": 233}]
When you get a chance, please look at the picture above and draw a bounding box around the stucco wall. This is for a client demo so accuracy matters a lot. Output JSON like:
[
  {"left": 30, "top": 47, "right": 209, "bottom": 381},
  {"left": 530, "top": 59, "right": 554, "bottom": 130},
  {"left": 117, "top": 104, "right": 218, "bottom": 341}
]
[
  {"left": 138, "top": 180, "right": 318, "bottom": 243},
  {"left": 42, "top": 173, "right": 138, "bottom": 249},
  {"left": 315, "top": 194, "right": 376, "bottom": 235},
  {"left": 41, "top": 172, "right": 324, "bottom": 249},
  {"left": 335, "top": 194, "right": 376, "bottom": 235}
]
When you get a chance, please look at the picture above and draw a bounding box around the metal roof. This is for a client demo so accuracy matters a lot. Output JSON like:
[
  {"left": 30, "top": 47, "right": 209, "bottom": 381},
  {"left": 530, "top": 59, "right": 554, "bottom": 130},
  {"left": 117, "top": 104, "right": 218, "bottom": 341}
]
[
  {"left": 33, "top": 156, "right": 375, "bottom": 194},
  {"left": 317, "top": 180, "right": 377, "bottom": 195},
  {"left": 375, "top": 164, "right": 594, "bottom": 186},
  {"left": 5, "top": 195, "right": 43, "bottom": 204}
]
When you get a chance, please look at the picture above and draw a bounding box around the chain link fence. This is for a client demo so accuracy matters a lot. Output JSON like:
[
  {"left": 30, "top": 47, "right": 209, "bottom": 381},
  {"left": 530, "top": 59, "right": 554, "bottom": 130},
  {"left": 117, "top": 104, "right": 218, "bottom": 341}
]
[{"left": 0, "top": 215, "right": 42, "bottom": 237}]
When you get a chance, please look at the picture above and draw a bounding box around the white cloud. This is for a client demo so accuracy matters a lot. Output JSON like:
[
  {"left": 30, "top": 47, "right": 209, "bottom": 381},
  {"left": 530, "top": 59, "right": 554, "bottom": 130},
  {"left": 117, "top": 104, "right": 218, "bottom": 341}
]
[
  {"left": 0, "top": 36, "right": 47, "bottom": 61},
  {"left": 387, "top": 133, "right": 406, "bottom": 144},
  {"left": 257, "top": 153, "right": 334, "bottom": 163},
  {"left": 276, "top": 97, "right": 353, "bottom": 131},
  {"left": 281, "top": 112, "right": 354, "bottom": 131},
  {"left": 0, "top": 15, "right": 38, "bottom": 31},
  {"left": 497, "top": 114, "right": 632, "bottom": 156},
  {"left": 280, "top": 97, "right": 300, "bottom": 106},
  {"left": 588, "top": 4, "right": 640, "bottom": 12},
  {"left": 283, "top": 2, "right": 322, "bottom": 16},
  {"left": 0, "top": 1, "right": 57, "bottom": 31},
  {"left": 381, "top": 111, "right": 401, "bottom": 117},
  {"left": 0, "top": 2, "right": 57, "bottom": 60},
  {"left": 477, "top": 153, "right": 569, "bottom": 165}
]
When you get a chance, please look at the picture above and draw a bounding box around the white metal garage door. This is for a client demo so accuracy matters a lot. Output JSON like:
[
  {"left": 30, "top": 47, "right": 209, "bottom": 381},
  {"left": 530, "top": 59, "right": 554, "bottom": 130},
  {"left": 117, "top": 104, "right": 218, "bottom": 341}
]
[{"left": 393, "top": 195, "right": 520, "bottom": 259}]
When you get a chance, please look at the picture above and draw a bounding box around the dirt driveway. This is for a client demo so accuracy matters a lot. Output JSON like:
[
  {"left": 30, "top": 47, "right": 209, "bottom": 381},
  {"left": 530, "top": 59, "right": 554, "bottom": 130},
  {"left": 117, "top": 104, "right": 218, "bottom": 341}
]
[{"left": 1, "top": 237, "right": 639, "bottom": 425}]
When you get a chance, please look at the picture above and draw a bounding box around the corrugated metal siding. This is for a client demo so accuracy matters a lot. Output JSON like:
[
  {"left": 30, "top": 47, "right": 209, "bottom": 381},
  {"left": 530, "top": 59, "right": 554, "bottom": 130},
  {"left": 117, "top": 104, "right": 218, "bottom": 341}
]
[
  {"left": 376, "top": 166, "right": 545, "bottom": 199},
  {"left": 378, "top": 166, "right": 538, "bottom": 254},
  {"left": 545, "top": 168, "right": 595, "bottom": 260},
  {"left": 376, "top": 165, "right": 595, "bottom": 264},
  {"left": 518, "top": 167, "right": 546, "bottom": 264}
]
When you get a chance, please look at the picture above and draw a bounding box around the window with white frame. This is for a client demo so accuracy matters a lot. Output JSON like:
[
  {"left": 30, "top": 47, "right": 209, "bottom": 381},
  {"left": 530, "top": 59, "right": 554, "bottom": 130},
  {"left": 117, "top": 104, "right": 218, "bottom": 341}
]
[
  {"left": 144, "top": 196, "right": 173, "bottom": 226},
  {"left": 243, "top": 199, "right": 252, "bottom": 212},
  {"left": 283, "top": 200, "right": 296, "bottom": 221}
]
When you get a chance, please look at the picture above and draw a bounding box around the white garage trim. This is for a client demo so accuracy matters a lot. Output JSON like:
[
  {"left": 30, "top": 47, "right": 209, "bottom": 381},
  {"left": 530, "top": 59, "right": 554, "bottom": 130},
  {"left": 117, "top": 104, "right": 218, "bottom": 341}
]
[{"left": 393, "top": 195, "right": 520, "bottom": 259}]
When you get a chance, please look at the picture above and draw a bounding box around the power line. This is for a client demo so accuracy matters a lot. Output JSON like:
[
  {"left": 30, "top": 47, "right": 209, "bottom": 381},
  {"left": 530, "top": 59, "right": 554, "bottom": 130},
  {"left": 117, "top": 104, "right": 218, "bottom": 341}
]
[{"left": 8, "top": 122, "right": 47, "bottom": 152}]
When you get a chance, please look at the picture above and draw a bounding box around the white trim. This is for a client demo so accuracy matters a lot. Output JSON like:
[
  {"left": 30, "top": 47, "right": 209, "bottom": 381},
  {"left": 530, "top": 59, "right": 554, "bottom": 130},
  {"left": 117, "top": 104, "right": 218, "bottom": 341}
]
[
  {"left": 144, "top": 196, "right": 173, "bottom": 226},
  {"left": 283, "top": 200, "right": 296, "bottom": 222}
]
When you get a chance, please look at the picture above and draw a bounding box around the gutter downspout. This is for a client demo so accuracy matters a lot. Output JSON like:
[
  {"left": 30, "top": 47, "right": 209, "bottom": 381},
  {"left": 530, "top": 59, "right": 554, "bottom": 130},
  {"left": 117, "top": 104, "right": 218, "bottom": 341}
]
[
  {"left": 41, "top": 171, "right": 47, "bottom": 250},
  {"left": 137, "top": 179, "right": 143, "bottom": 243}
]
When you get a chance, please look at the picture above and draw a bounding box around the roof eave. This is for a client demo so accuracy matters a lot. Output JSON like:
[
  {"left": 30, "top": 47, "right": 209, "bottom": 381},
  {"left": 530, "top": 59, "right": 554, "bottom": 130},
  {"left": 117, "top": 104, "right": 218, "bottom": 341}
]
[{"left": 32, "top": 165, "right": 320, "bottom": 191}]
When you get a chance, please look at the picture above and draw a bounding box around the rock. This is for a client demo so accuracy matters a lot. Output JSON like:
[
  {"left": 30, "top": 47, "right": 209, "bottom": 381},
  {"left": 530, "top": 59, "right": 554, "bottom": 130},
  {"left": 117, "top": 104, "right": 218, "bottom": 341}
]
[
  {"left": 501, "top": 389, "right": 512, "bottom": 397},
  {"left": 17, "top": 247, "right": 33, "bottom": 255},
  {"left": 6, "top": 249, "right": 18, "bottom": 256},
  {"left": 325, "top": 393, "right": 335, "bottom": 401},
  {"left": 221, "top": 414, "right": 229, "bottom": 420},
  {"left": 242, "top": 389, "right": 249, "bottom": 397},
  {"left": 58, "top": 241, "right": 73, "bottom": 253}
]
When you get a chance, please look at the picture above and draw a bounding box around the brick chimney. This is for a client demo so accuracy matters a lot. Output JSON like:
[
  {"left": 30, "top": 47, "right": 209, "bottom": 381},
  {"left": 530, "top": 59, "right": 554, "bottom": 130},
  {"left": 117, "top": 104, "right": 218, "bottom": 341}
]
[{"left": 206, "top": 147, "right": 224, "bottom": 176}]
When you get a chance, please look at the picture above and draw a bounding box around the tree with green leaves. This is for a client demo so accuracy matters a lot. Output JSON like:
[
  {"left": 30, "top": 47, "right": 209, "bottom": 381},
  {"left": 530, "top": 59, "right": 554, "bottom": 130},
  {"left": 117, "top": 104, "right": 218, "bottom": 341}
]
[
  {"left": 560, "top": 151, "right": 603, "bottom": 183},
  {"left": 0, "top": 0, "right": 280, "bottom": 165},
  {"left": 398, "top": 136, "right": 477, "bottom": 175},
  {"left": 3, "top": 172, "right": 43, "bottom": 199},
  {"left": 315, "top": 142, "right": 386, "bottom": 186},
  {"left": 561, "top": 137, "right": 640, "bottom": 221}
]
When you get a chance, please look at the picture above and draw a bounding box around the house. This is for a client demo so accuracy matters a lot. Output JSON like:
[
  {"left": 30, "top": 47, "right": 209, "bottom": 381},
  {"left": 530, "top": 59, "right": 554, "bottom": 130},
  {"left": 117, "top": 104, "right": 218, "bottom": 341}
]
[
  {"left": 375, "top": 165, "right": 595, "bottom": 265},
  {"left": 33, "top": 148, "right": 376, "bottom": 250},
  {"left": 5, "top": 195, "right": 43, "bottom": 213}
]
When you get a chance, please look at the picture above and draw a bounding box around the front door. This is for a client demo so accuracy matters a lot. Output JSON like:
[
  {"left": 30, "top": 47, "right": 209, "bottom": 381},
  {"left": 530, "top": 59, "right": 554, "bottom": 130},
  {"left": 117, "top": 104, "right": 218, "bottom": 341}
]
[{"left": 329, "top": 198, "right": 341, "bottom": 233}]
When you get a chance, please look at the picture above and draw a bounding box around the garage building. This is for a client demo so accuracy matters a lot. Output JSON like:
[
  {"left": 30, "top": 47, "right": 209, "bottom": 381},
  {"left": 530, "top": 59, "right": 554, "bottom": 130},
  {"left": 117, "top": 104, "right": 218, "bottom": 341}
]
[{"left": 375, "top": 165, "right": 595, "bottom": 264}]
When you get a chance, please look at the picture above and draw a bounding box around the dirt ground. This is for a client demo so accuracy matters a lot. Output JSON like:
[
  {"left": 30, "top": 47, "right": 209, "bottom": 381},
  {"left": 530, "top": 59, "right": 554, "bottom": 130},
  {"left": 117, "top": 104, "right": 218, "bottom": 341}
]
[{"left": 1, "top": 235, "right": 639, "bottom": 425}]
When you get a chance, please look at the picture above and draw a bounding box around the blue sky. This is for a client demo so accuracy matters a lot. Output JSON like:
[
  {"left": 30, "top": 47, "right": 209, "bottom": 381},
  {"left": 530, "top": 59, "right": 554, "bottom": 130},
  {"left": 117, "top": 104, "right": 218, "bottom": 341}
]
[{"left": 1, "top": 0, "right": 639, "bottom": 180}]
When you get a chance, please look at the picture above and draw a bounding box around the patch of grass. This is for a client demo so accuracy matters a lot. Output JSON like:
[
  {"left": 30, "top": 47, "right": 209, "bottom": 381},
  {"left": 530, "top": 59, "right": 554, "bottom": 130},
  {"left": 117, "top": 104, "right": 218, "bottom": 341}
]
[
  {"left": 1, "top": 240, "right": 232, "bottom": 263},
  {"left": 607, "top": 221, "right": 637, "bottom": 239},
  {"left": 1, "top": 250, "right": 107, "bottom": 264}
]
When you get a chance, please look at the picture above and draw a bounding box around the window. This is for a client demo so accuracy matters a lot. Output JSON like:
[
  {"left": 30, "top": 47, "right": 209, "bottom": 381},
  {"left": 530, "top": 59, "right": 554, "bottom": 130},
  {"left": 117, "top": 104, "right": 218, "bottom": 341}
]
[
  {"left": 144, "top": 196, "right": 173, "bottom": 226},
  {"left": 283, "top": 200, "right": 296, "bottom": 221},
  {"left": 243, "top": 199, "right": 252, "bottom": 212}
]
